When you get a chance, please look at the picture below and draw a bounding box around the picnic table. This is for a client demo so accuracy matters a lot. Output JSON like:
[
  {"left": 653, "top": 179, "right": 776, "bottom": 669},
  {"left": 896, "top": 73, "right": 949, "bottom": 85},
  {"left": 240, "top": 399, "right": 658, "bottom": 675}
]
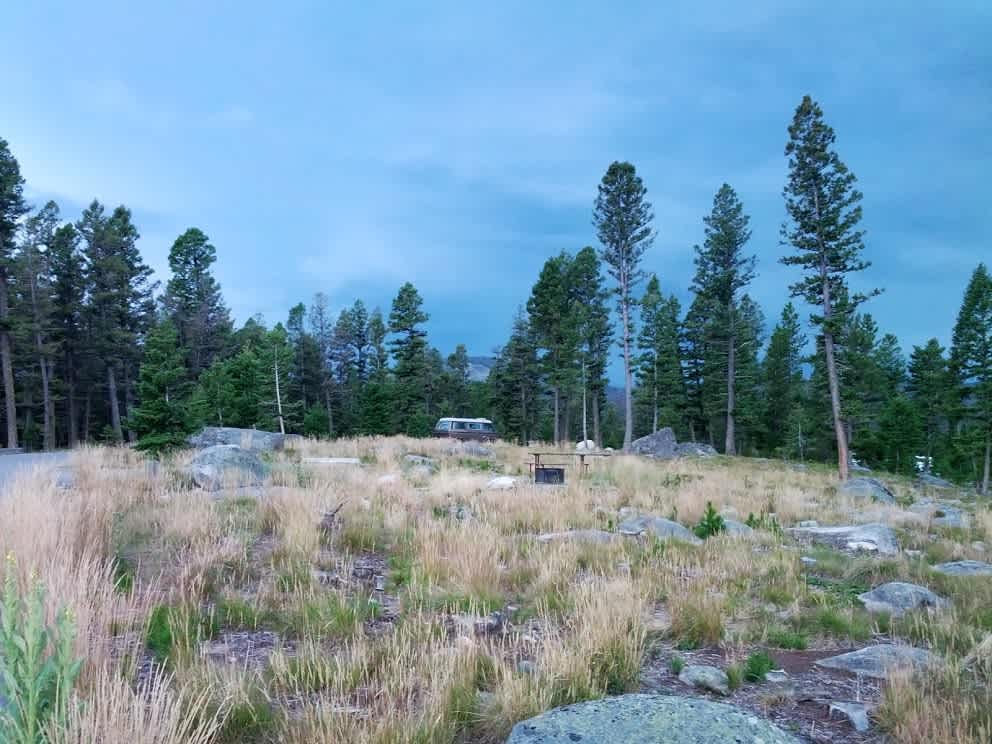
[{"left": 528, "top": 450, "right": 611, "bottom": 483}]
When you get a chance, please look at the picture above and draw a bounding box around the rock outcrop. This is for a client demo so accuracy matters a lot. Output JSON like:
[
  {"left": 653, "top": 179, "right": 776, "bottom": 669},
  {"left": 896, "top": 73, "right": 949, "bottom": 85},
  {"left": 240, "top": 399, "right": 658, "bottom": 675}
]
[
  {"left": 618, "top": 510, "right": 702, "bottom": 545},
  {"left": 188, "top": 445, "right": 267, "bottom": 492},
  {"left": 629, "top": 428, "right": 717, "bottom": 460},
  {"left": 188, "top": 427, "right": 284, "bottom": 452},
  {"left": 932, "top": 560, "right": 992, "bottom": 577},
  {"left": 839, "top": 477, "right": 895, "bottom": 504},
  {"left": 786, "top": 523, "right": 899, "bottom": 555},
  {"left": 506, "top": 694, "right": 799, "bottom": 743},
  {"left": 815, "top": 644, "right": 933, "bottom": 680},
  {"left": 857, "top": 582, "right": 947, "bottom": 616}
]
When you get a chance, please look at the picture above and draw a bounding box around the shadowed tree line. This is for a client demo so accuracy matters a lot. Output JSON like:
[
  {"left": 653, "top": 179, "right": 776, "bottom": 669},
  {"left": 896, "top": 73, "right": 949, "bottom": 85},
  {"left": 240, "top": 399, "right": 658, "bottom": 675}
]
[{"left": 0, "top": 95, "right": 989, "bottom": 491}]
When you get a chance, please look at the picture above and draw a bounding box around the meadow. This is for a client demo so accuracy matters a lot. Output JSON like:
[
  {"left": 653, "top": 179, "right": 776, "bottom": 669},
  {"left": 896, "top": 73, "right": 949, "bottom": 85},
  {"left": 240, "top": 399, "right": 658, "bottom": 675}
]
[{"left": 0, "top": 437, "right": 989, "bottom": 743}]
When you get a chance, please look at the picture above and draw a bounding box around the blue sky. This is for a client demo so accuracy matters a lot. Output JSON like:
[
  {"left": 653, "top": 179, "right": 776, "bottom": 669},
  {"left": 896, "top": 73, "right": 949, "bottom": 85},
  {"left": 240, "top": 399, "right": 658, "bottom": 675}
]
[{"left": 2, "top": 1, "right": 989, "bottom": 378}]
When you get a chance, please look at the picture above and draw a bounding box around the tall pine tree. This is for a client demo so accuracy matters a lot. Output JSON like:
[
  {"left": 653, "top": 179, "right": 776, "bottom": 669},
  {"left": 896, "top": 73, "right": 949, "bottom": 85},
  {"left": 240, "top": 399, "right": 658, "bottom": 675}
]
[
  {"left": 780, "top": 96, "right": 877, "bottom": 480},
  {"left": 0, "top": 138, "right": 29, "bottom": 447}
]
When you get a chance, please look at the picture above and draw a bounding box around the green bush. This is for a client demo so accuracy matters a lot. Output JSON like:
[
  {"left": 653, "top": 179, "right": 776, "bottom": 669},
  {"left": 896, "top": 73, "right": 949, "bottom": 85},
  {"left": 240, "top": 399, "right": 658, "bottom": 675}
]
[
  {"left": 669, "top": 654, "right": 685, "bottom": 674},
  {"left": 0, "top": 558, "right": 83, "bottom": 743},
  {"left": 693, "top": 502, "right": 726, "bottom": 540},
  {"left": 744, "top": 650, "right": 774, "bottom": 682}
]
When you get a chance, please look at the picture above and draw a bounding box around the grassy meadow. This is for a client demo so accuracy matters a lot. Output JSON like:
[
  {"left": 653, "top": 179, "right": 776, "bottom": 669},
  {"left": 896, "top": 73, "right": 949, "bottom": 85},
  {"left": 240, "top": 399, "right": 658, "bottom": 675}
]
[{"left": 0, "top": 437, "right": 989, "bottom": 743}]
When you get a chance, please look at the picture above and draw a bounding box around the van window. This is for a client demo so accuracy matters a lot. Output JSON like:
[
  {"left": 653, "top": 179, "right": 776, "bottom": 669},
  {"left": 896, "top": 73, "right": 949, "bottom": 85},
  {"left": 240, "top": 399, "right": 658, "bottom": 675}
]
[
  {"left": 435, "top": 420, "right": 450, "bottom": 430},
  {"left": 482, "top": 423, "right": 495, "bottom": 432},
  {"left": 453, "top": 421, "right": 468, "bottom": 430}
]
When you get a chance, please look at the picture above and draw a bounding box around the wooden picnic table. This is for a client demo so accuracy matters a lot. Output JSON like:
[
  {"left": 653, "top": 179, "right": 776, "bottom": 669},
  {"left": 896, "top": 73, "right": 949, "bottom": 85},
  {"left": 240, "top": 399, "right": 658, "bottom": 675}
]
[{"left": 529, "top": 450, "right": 611, "bottom": 477}]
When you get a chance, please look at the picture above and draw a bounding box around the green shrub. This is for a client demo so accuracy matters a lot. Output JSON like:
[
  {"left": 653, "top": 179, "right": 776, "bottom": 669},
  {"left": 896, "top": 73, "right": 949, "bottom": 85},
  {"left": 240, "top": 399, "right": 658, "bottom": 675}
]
[
  {"left": 766, "top": 626, "right": 808, "bottom": 650},
  {"left": 744, "top": 650, "right": 774, "bottom": 682},
  {"left": 669, "top": 654, "right": 685, "bottom": 674},
  {"left": 693, "top": 502, "right": 726, "bottom": 540},
  {"left": 0, "top": 559, "right": 83, "bottom": 743}
]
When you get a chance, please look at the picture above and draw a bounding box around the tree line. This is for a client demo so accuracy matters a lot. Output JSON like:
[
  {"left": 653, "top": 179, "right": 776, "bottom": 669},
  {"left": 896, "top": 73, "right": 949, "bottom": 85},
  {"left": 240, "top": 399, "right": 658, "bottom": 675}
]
[{"left": 0, "top": 95, "right": 989, "bottom": 490}]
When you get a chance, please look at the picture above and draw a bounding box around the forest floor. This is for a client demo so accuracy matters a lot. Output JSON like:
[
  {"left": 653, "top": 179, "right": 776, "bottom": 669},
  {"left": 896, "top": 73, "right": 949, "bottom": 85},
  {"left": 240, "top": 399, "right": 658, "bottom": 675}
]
[{"left": 1, "top": 438, "right": 990, "bottom": 743}]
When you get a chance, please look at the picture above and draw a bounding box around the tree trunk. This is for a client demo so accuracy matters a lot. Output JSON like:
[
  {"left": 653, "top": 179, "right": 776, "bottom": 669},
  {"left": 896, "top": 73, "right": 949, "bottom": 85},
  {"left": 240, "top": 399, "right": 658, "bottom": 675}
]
[
  {"left": 82, "top": 389, "right": 92, "bottom": 442},
  {"left": 66, "top": 352, "right": 78, "bottom": 448},
  {"left": 592, "top": 389, "right": 601, "bottom": 447},
  {"left": 107, "top": 364, "right": 123, "bottom": 441},
  {"left": 274, "top": 357, "right": 286, "bottom": 435},
  {"left": 552, "top": 386, "right": 560, "bottom": 445},
  {"left": 581, "top": 361, "right": 588, "bottom": 444},
  {"left": 982, "top": 432, "right": 990, "bottom": 496},
  {"left": 621, "top": 277, "right": 633, "bottom": 451},
  {"left": 725, "top": 328, "right": 736, "bottom": 456},
  {"left": 123, "top": 365, "right": 137, "bottom": 443},
  {"left": 652, "top": 359, "right": 659, "bottom": 434},
  {"left": 38, "top": 348, "right": 52, "bottom": 450},
  {"left": 324, "top": 388, "right": 334, "bottom": 437},
  {"left": 823, "top": 330, "right": 849, "bottom": 481},
  {"left": 519, "top": 372, "right": 528, "bottom": 445},
  {"left": 0, "top": 274, "right": 17, "bottom": 449}
]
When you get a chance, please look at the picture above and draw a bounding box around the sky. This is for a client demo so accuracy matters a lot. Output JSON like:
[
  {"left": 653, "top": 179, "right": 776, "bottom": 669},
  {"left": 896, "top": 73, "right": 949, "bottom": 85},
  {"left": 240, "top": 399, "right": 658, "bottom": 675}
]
[{"left": 2, "top": 1, "right": 989, "bottom": 379}]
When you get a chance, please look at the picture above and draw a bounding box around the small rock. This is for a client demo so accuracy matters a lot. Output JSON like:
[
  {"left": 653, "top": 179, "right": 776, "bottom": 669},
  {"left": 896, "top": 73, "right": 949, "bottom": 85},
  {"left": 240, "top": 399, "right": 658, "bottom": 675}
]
[
  {"left": 909, "top": 499, "right": 970, "bottom": 528},
  {"left": 932, "top": 560, "right": 992, "bottom": 577},
  {"left": 678, "top": 664, "right": 730, "bottom": 696},
  {"left": 487, "top": 475, "right": 517, "bottom": 490},
  {"left": 815, "top": 644, "right": 934, "bottom": 680},
  {"left": 857, "top": 582, "right": 947, "bottom": 616},
  {"left": 448, "top": 503, "right": 474, "bottom": 521},
  {"left": 673, "top": 442, "right": 719, "bottom": 458},
  {"left": 402, "top": 454, "right": 438, "bottom": 471},
  {"left": 798, "top": 520, "right": 819, "bottom": 528},
  {"left": 374, "top": 575, "right": 385, "bottom": 592},
  {"left": 840, "top": 477, "right": 895, "bottom": 504},
  {"left": 800, "top": 556, "right": 818, "bottom": 566},
  {"left": 829, "top": 701, "right": 871, "bottom": 733},
  {"left": 765, "top": 670, "right": 789, "bottom": 684}
]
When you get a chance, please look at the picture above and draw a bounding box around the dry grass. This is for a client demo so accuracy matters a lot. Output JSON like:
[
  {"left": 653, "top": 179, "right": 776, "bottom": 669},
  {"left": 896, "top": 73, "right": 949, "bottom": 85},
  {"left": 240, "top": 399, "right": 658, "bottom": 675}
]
[{"left": 1, "top": 437, "right": 989, "bottom": 743}]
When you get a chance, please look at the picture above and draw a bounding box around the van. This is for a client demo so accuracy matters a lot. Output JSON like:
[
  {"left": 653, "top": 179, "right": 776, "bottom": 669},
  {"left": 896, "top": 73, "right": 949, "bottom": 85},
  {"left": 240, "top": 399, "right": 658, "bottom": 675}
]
[{"left": 432, "top": 417, "right": 497, "bottom": 442}]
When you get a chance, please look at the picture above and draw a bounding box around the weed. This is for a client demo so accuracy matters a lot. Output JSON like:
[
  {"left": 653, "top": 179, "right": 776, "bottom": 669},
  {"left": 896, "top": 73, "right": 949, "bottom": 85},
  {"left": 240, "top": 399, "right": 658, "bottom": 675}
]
[
  {"left": 744, "top": 650, "right": 774, "bottom": 682},
  {"left": 669, "top": 654, "right": 685, "bottom": 674},
  {"left": 726, "top": 663, "right": 744, "bottom": 690},
  {"left": 766, "top": 626, "right": 808, "bottom": 650},
  {"left": 693, "top": 502, "right": 726, "bottom": 540}
]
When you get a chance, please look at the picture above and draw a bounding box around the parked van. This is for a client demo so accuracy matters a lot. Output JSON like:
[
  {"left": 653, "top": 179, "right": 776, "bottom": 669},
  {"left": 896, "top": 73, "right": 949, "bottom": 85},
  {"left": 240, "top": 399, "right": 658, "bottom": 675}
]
[{"left": 432, "top": 417, "right": 497, "bottom": 442}]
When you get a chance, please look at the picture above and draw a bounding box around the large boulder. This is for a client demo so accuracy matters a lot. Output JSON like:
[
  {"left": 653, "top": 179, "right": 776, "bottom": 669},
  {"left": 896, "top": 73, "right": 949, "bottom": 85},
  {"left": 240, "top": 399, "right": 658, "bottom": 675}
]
[
  {"left": 188, "top": 445, "right": 267, "bottom": 492},
  {"left": 487, "top": 476, "right": 517, "bottom": 490},
  {"left": 188, "top": 427, "right": 284, "bottom": 452},
  {"left": 814, "top": 644, "right": 933, "bottom": 680},
  {"left": 618, "top": 511, "right": 702, "bottom": 545},
  {"left": 629, "top": 428, "right": 678, "bottom": 458},
  {"left": 576, "top": 439, "right": 597, "bottom": 451},
  {"left": 932, "top": 560, "right": 992, "bottom": 577},
  {"left": 673, "top": 442, "right": 718, "bottom": 458},
  {"left": 917, "top": 472, "right": 953, "bottom": 490},
  {"left": 506, "top": 694, "right": 799, "bottom": 743},
  {"left": 909, "top": 499, "right": 970, "bottom": 529},
  {"left": 786, "top": 523, "right": 899, "bottom": 555},
  {"left": 857, "top": 582, "right": 947, "bottom": 616},
  {"left": 535, "top": 529, "right": 619, "bottom": 545},
  {"left": 840, "top": 477, "right": 895, "bottom": 504}
]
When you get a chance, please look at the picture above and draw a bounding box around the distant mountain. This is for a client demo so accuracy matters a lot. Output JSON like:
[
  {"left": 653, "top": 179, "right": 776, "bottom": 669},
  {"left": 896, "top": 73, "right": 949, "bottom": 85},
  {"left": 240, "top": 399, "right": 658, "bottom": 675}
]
[{"left": 467, "top": 356, "right": 496, "bottom": 382}]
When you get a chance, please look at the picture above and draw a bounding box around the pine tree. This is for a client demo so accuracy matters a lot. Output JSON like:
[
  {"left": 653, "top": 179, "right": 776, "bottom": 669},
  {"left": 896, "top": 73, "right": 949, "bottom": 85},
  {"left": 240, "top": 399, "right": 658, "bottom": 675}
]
[
  {"left": 636, "top": 275, "right": 685, "bottom": 437},
  {"left": 568, "top": 246, "right": 612, "bottom": 444},
  {"left": 286, "top": 302, "right": 322, "bottom": 413},
  {"left": 878, "top": 396, "right": 922, "bottom": 475},
  {"left": 389, "top": 282, "right": 430, "bottom": 434},
  {"left": 307, "top": 292, "right": 335, "bottom": 435},
  {"left": 490, "top": 309, "right": 540, "bottom": 444},
  {"left": 48, "top": 223, "right": 85, "bottom": 446},
  {"left": 733, "top": 295, "right": 765, "bottom": 453},
  {"left": 367, "top": 308, "right": 389, "bottom": 381},
  {"left": 0, "top": 138, "right": 29, "bottom": 447},
  {"left": 907, "top": 338, "right": 949, "bottom": 471},
  {"left": 258, "top": 324, "right": 300, "bottom": 434},
  {"left": 762, "top": 303, "right": 806, "bottom": 454},
  {"left": 780, "top": 95, "right": 878, "bottom": 480},
  {"left": 949, "top": 263, "right": 992, "bottom": 494},
  {"left": 593, "top": 161, "right": 654, "bottom": 450},
  {"left": 527, "top": 252, "right": 579, "bottom": 444},
  {"left": 15, "top": 201, "right": 60, "bottom": 450},
  {"left": 162, "top": 228, "right": 232, "bottom": 376},
  {"left": 131, "top": 319, "right": 188, "bottom": 453},
  {"left": 691, "top": 184, "right": 755, "bottom": 455},
  {"left": 78, "top": 201, "right": 157, "bottom": 442},
  {"left": 445, "top": 344, "right": 471, "bottom": 416}
]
